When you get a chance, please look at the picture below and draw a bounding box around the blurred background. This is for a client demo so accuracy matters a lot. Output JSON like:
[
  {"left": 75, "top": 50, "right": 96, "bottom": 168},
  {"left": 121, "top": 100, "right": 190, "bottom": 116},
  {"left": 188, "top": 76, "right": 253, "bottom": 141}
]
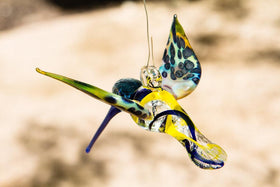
[{"left": 1, "top": 0, "right": 280, "bottom": 186}]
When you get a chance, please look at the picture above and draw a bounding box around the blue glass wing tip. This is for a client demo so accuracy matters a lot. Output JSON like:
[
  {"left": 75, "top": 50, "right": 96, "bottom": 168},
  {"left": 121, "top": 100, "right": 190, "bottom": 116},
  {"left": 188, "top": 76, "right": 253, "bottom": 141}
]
[
  {"left": 85, "top": 106, "right": 121, "bottom": 154},
  {"left": 85, "top": 146, "right": 92, "bottom": 154}
]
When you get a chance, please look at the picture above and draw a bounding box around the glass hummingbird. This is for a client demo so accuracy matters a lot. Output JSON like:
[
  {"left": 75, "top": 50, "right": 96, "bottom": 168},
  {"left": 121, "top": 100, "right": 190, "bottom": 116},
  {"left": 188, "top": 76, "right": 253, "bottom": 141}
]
[{"left": 36, "top": 5, "right": 226, "bottom": 169}]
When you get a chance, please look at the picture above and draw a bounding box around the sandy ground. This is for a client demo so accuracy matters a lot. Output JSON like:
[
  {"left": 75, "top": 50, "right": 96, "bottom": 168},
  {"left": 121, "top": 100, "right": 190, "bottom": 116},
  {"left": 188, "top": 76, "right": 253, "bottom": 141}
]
[{"left": 1, "top": 0, "right": 280, "bottom": 186}]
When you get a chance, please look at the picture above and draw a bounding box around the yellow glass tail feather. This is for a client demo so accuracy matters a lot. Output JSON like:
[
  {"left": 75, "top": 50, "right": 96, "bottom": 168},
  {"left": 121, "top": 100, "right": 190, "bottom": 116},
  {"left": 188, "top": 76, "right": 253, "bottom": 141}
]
[{"left": 36, "top": 68, "right": 151, "bottom": 119}]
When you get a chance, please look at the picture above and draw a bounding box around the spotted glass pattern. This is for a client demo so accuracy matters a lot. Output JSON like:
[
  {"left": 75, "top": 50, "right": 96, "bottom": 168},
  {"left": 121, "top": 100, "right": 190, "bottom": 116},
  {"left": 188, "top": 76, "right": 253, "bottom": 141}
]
[{"left": 159, "top": 15, "right": 201, "bottom": 99}]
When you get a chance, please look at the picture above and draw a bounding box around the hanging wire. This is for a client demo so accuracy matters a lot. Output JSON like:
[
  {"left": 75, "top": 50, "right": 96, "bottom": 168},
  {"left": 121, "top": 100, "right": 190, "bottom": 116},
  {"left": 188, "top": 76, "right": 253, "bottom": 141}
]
[
  {"left": 143, "top": 0, "right": 151, "bottom": 67},
  {"left": 151, "top": 36, "right": 155, "bottom": 66}
]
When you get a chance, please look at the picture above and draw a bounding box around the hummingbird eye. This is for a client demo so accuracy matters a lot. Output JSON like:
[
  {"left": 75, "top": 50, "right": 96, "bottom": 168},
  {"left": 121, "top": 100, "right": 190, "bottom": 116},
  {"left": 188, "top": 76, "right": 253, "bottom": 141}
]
[{"left": 140, "top": 66, "right": 162, "bottom": 88}]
